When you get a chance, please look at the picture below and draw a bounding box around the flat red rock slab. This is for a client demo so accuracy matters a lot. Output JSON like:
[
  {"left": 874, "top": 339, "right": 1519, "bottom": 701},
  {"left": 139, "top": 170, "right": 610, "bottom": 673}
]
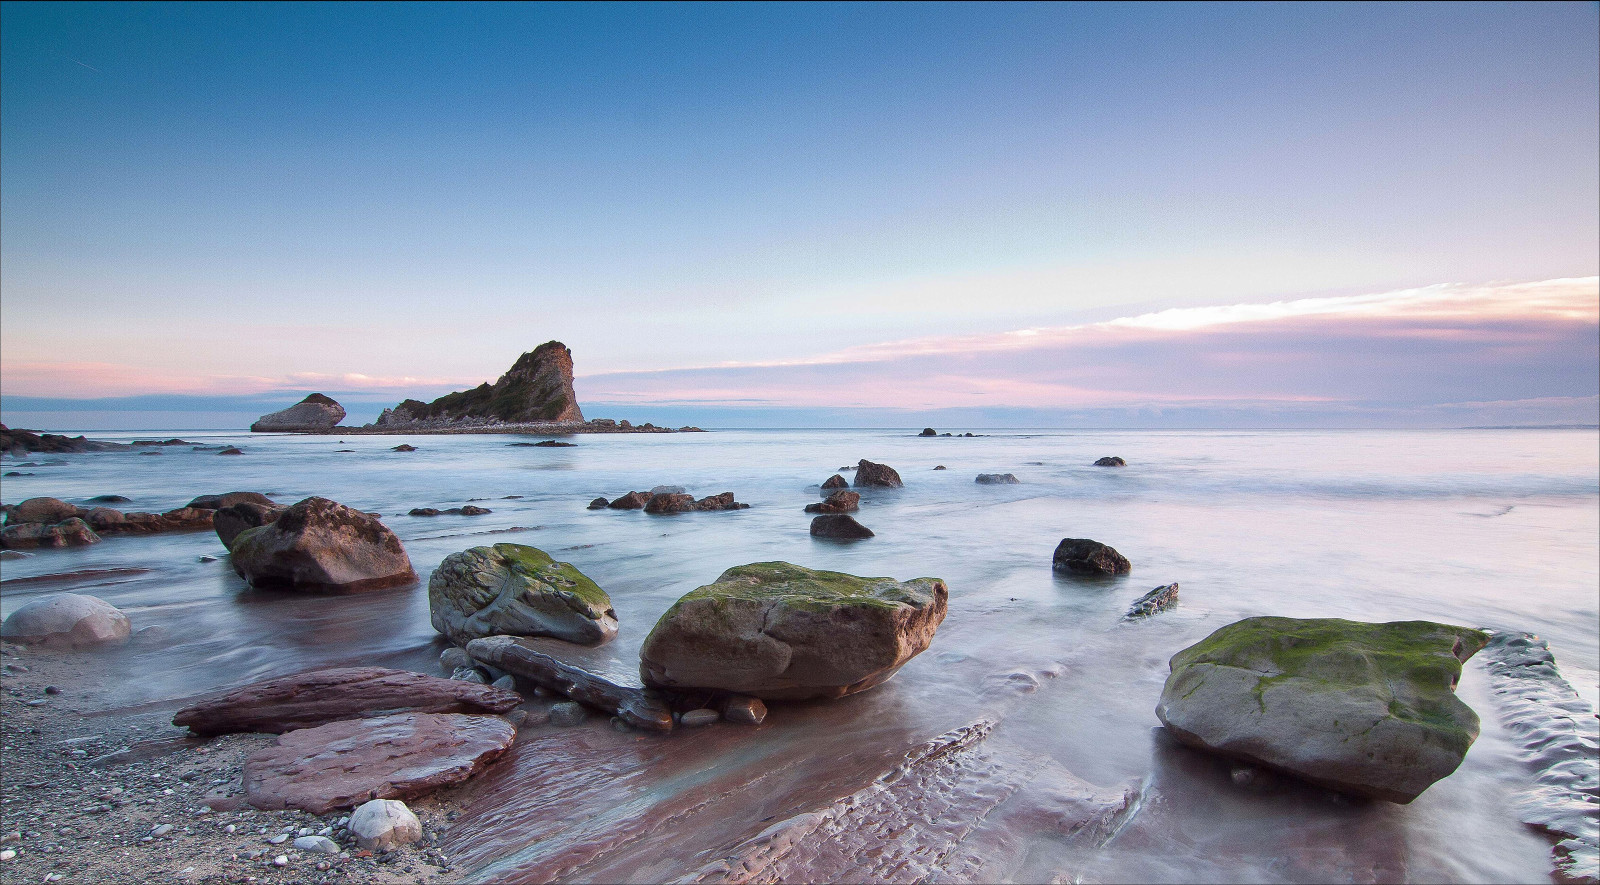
[
  {"left": 174, "top": 666, "right": 522, "bottom": 736},
  {"left": 244, "top": 712, "right": 516, "bottom": 815}
]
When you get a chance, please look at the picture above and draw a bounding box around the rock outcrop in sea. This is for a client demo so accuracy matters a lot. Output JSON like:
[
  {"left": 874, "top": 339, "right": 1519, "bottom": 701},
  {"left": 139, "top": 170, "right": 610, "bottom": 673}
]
[
  {"left": 1155, "top": 617, "right": 1489, "bottom": 803},
  {"left": 1052, "top": 538, "right": 1132, "bottom": 575},
  {"left": 229, "top": 496, "right": 416, "bottom": 592},
  {"left": 429, "top": 543, "right": 619, "bottom": 646},
  {"left": 375, "top": 341, "right": 584, "bottom": 428},
  {"left": 853, "top": 459, "right": 903, "bottom": 488},
  {"left": 639, "top": 562, "right": 947, "bottom": 700},
  {"left": 250, "top": 393, "right": 346, "bottom": 433}
]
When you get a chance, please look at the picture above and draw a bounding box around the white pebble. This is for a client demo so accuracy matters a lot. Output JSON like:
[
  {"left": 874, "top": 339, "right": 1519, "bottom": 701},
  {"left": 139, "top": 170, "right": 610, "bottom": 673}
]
[
  {"left": 0, "top": 850, "right": 14, "bottom": 861},
  {"left": 271, "top": 854, "right": 288, "bottom": 866}
]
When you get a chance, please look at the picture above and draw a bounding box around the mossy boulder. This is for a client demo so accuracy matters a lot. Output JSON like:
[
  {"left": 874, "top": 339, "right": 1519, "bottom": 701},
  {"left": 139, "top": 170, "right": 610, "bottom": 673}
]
[
  {"left": 639, "top": 562, "right": 947, "bottom": 700},
  {"left": 1155, "top": 616, "right": 1489, "bottom": 803},
  {"left": 429, "top": 544, "right": 618, "bottom": 646}
]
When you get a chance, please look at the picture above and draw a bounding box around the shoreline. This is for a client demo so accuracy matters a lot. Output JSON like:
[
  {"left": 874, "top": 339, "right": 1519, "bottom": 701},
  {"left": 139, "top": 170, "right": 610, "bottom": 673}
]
[{"left": 266, "top": 422, "right": 704, "bottom": 436}]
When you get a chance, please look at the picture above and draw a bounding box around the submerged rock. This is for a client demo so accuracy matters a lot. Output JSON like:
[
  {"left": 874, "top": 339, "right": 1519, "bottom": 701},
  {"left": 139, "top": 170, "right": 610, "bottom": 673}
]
[
  {"left": 853, "top": 459, "right": 903, "bottom": 488},
  {"left": 250, "top": 393, "right": 346, "bottom": 433},
  {"left": 172, "top": 666, "right": 521, "bottom": 735},
  {"left": 1094, "top": 456, "right": 1127, "bottom": 467},
  {"left": 1155, "top": 617, "right": 1489, "bottom": 803},
  {"left": 217, "top": 447, "right": 245, "bottom": 455},
  {"left": 639, "top": 562, "right": 947, "bottom": 700},
  {"left": 0, "top": 593, "right": 130, "bottom": 649},
  {"left": 468, "top": 635, "right": 674, "bottom": 731},
  {"left": 1, "top": 517, "right": 100, "bottom": 549},
  {"left": 1124, "top": 583, "right": 1180, "bottom": 619},
  {"left": 243, "top": 712, "right": 515, "bottom": 814},
  {"left": 1052, "top": 538, "right": 1131, "bottom": 575},
  {"left": 804, "top": 490, "right": 860, "bottom": 514},
  {"left": 229, "top": 497, "right": 416, "bottom": 592},
  {"left": 587, "top": 497, "right": 609, "bottom": 510},
  {"left": 975, "top": 473, "right": 1019, "bottom": 484},
  {"left": 429, "top": 543, "right": 618, "bottom": 645},
  {"left": 391, "top": 444, "right": 417, "bottom": 452},
  {"left": 809, "top": 514, "right": 875, "bottom": 539}
]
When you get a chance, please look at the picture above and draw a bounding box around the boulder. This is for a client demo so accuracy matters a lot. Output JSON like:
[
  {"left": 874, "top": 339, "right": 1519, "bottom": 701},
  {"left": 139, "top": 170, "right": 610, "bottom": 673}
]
[
  {"left": 2, "top": 517, "right": 100, "bottom": 549},
  {"left": 587, "top": 497, "right": 609, "bottom": 510},
  {"left": 86, "top": 495, "right": 133, "bottom": 504},
  {"left": 810, "top": 514, "right": 875, "bottom": 539},
  {"left": 1155, "top": 617, "right": 1490, "bottom": 803},
  {"left": 391, "top": 444, "right": 417, "bottom": 452},
  {"left": 1124, "top": 583, "right": 1179, "bottom": 619},
  {"left": 459, "top": 505, "right": 491, "bottom": 516},
  {"left": 229, "top": 497, "right": 416, "bottom": 592},
  {"left": 12, "top": 497, "right": 79, "bottom": 524},
  {"left": 1094, "top": 456, "right": 1127, "bottom": 467},
  {"left": 1052, "top": 538, "right": 1131, "bottom": 575},
  {"left": 410, "top": 507, "right": 441, "bottom": 517},
  {"left": 804, "top": 490, "right": 860, "bottom": 514},
  {"left": 821, "top": 474, "right": 849, "bottom": 491},
  {"left": 217, "top": 447, "right": 244, "bottom": 455},
  {"left": 242, "top": 712, "right": 516, "bottom": 814},
  {"left": 84, "top": 507, "right": 128, "bottom": 531},
  {"left": 719, "top": 695, "right": 768, "bottom": 725},
  {"left": 919, "top": 428, "right": 937, "bottom": 437},
  {"left": 467, "top": 635, "right": 674, "bottom": 732},
  {"left": 639, "top": 562, "right": 948, "bottom": 700},
  {"left": 348, "top": 799, "right": 423, "bottom": 851},
  {"left": 0, "top": 593, "right": 130, "bottom": 649},
  {"left": 172, "top": 666, "right": 522, "bottom": 736},
  {"left": 644, "top": 493, "right": 695, "bottom": 513},
  {"left": 853, "top": 459, "right": 903, "bottom": 488},
  {"left": 213, "top": 502, "right": 286, "bottom": 550},
  {"left": 428, "top": 543, "right": 618, "bottom": 646},
  {"left": 975, "top": 473, "right": 1019, "bottom": 484},
  {"left": 187, "top": 491, "right": 273, "bottom": 511},
  {"left": 606, "top": 491, "right": 651, "bottom": 510},
  {"left": 250, "top": 393, "right": 346, "bottom": 433}
]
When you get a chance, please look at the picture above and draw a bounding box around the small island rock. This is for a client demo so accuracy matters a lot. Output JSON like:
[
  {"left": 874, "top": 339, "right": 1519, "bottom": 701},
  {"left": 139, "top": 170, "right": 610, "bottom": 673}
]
[
  {"left": 250, "top": 393, "right": 346, "bottom": 433},
  {"left": 853, "top": 459, "right": 904, "bottom": 488},
  {"left": 1052, "top": 538, "right": 1131, "bottom": 575},
  {"left": 975, "top": 473, "right": 1019, "bottom": 484},
  {"left": 821, "top": 474, "right": 849, "bottom": 491}
]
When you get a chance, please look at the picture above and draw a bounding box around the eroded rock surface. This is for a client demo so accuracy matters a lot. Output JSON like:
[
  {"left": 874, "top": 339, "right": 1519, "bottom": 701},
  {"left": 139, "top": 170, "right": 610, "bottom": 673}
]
[
  {"left": 243, "top": 712, "right": 516, "bottom": 814},
  {"left": 229, "top": 496, "right": 416, "bottom": 592},
  {"left": 173, "top": 666, "right": 521, "bottom": 736},
  {"left": 640, "top": 562, "right": 947, "bottom": 700},
  {"left": 430, "top": 544, "right": 618, "bottom": 645},
  {"left": 1124, "top": 583, "right": 1180, "bottom": 620},
  {"left": 0, "top": 592, "right": 130, "bottom": 649},
  {"left": 1155, "top": 617, "right": 1489, "bottom": 803}
]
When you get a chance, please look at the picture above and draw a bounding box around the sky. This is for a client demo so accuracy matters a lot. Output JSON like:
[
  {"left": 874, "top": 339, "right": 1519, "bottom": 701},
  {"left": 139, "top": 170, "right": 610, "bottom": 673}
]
[{"left": 1, "top": 2, "right": 1596, "bottom": 429}]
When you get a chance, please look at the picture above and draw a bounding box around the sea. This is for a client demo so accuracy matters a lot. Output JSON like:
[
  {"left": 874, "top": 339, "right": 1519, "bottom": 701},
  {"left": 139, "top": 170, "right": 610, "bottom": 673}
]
[{"left": 1, "top": 427, "right": 1596, "bottom": 883}]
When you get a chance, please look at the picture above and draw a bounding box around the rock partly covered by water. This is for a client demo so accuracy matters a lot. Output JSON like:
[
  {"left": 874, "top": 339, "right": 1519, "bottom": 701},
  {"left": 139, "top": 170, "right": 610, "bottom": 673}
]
[
  {"left": 975, "top": 473, "right": 1019, "bottom": 484},
  {"left": 1094, "top": 456, "right": 1126, "bottom": 467},
  {"left": 853, "top": 459, "right": 903, "bottom": 488},
  {"left": 639, "top": 562, "right": 947, "bottom": 700},
  {"left": 214, "top": 501, "right": 286, "bottom": 550},
  {"left": 187, "top": 491, "right": 274, "bottom": 511},
  {"left": 229, "top": 496, "right": 416, "bottom": 592},
  {"left": 250, "top": 393, "right": 346, "bottom": 433},
  {"left": 821, "top": 474, "right": 849, "bottom": 491},
  {"left": 429, "top": 543, "right": 618, "bottom": 646},
  {"left": 466, "top": 635, "right": 674, "bottom": 732},
  {"left": 809, "top": 514, "right": 875, "bottom": 539},
  {"left": 0, "top": 593, "right": 131, "bottom": 649},
  {"left": 1124, "top": 583, "right": 1180, "bottom": 619},
  {"left": 173, "top": 666, "right": 522, "bottom": 736},
  {"left": 804, "top": 490, "right": 860, "bottom": 514},
  {"left": 0, "top": 424, "right": 132, "bottom": 455},
  {"left": 12, "top": 497, "right": 78, "bottom": 524},
  {"left": 375, "top": 340, "right": 584, "bottom": 428},
  {"left": 243, "top": 712, "right": 516, "bottom": 814},
  {"left": 642, "top": 491, "right": 750, "bottom": 513},
  {"left": 1155, "top": 617, "right": 1489, "bottom": 803},
  {"left": 1, "top": 517, "right": 100, "bottom": 549},
  {"left": 1052, "top": 538, "right": 1131, "bottom": 575}
]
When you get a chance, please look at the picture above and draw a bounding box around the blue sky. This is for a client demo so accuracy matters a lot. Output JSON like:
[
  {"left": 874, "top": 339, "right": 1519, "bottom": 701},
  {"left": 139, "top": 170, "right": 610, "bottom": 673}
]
[{"left": 1, "top": 2, "right": 1596, "bottom": 429}]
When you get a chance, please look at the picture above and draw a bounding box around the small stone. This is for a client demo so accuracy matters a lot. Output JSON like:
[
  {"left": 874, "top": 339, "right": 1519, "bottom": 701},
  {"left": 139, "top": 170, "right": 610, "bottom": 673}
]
[
  {"left": 450, "top": 667, "right": 488, "bottom": 684},
  {"left": 0, "top": 832, "right": 18, "bottom": 844},
  {"left": 680, "top": 709, "right": 719, "bottom": 727},
  {"left": 439, "top": 647, "right": 472, "bottom": 673},
  {"left": 298, "top": 827, "right": 313, "bottom": 837},
  {"left": 198, "top": 555, "right": 219, "bottom": 563},
  {"left": 317, "top": 861, "right": 331, "bottom": 871},
  {"left": 150, "top": 824, "right": 174, "bottom": 838},
  {"left": 1231, "top": 765, "right": 1256, "bottom": 785},
  {"left": 43, "top": 686, "right": 61, "bottom": 695},
  {"left": 491, "top": 675, "right": 517, "bottom": 692},
  {"left": 267, "top": 833, "right": 288, "bottom": 845},
  {"left": 0, "top": 849, "right": 13, "bottom": 861},
  {"left": 293, "top": 835, "right": 339, "bottom": 854},
  {"left": 224, "top": 825, "right": 236, "bottom": 835},
  {"left": 506, "top": 709, "right": 528, "bottom": 727},
  {"left": 272, "top": 855, "right": 288, "bottom": 866},
  {"left": 317, "top": 827, "right": 332, "bottom": 836},
  {"left": 719, "top": 696, "right": 767, "bottom": 725},
  {"left": 549, "top": 702, "right": 586, "bottom": 727}
]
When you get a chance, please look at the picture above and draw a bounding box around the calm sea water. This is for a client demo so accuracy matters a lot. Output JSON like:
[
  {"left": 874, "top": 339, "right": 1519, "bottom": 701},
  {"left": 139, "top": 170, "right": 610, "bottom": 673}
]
[{"left": 2, "top": 428, "right": 1596, "bottom": 883}]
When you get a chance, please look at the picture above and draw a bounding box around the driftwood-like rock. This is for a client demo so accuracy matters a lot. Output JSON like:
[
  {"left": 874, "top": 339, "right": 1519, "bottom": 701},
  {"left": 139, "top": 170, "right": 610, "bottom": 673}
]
[
  {"left": 1124, "top": 583, "right": 1179, "bottom": 619},
  {"left": 466, "top": 635, "right": 674, "bottom": 732},
  {"left": 243, "top": 712, "right": 516, "bottom": 814},
  {"left": 173, "top": 666, "right": 522, "bottom": 736}
]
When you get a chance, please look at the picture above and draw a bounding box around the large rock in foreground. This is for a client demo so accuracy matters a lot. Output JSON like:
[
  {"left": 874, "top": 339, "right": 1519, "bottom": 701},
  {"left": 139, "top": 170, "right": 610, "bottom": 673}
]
[
  {"left": 0, "top": 593, "right": 130, "bottom": 649},
  {"left": 215, "top": 502, "right": 286, "bottom": 550},
  {"left": 173, "top": 666, "right": 522, "bottom": 736},
  {"left": 640, "top": 562, "right": 947, "bottom": 700},
  {"left": 250, "top": 393, "right": 346, "bottom": 432},
  {"left": 243, "top": 712, "right": 515, "bottom": 814},
  {"left": 230, "top": 497, "right": 416, "bottom": 592},
  {"left": 1155, "top": 617, "right": 1489, "bottom": 803},
  {"left": 429, "top": 544, "right": 617, "bottom": 645}
]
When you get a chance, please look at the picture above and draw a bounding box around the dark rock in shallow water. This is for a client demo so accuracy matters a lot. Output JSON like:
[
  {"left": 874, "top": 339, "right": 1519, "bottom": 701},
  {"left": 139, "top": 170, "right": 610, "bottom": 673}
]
[
  {"left": 719, "top": 695, "right": 768, "bottom": 725},
  {"left": 188, "top": 491, "right": 273, "bottom": 511},
  {"left": 86, "top": 494, "right": 132, "bottom": 504},
  {"left": 138, "top": 449, "right": 162, "bottom": 455},
  {"left": 1124, "top": 583, "right": 1179, "bottom": 619},
  {"left": 467, "top": 635, "right": 673, "bottom": 731},
  {"left": 821, "top": 474, "right": 849, "bottom": 491},
  {"left": 0, "top": 424, "right": 132, "bottom": 454},
  {"left": 410, "top": 507, "right": 441, "bottom": 517},
  {"left": 391, "top": 444, "right": 417, "bottom": 452},
  {"left": 587, "top": 497, "right": 609, "bottom": 510},
  {"left": 606, "top": 491, "right": 651, "bottom": 510},
  {"left": 1156, "top": 617, "right": 1489, "bottom": 804},
  {"left": 215, "top": 501, "right": 286, "bottom": 550},
  {"left": 853, "top": 459, "right": 903, "bottom": 488},
  {"left": 229, "top": 497, "right": 416, "bottom": 592},
  {"left": 2, "top": 518, "right": 100, "bottom": 549},
  {"left": 810, "top": 514, "right": 875, "bottom": 539},
  {"left": 243, "top": 712, "right": 516, "bottom": 814},
  {"left": 251, "top": 393, "right": 345, "bottom": 433},
  {"left": 1094, "top": 456, "right": 1127, "bottom": 467},
  {"left": 804, "top": 490, "right": 860, "bottom": 514},
  {"left": 459, "top": 505, "right": 491, "bottom": 516},
  {"left": 173, "top": 666, "right": 521, "bottom": 735},
  {"left": 13, "top": 497, "right": 80, "bottom": 524},
  {"left": 217, "top": 447, "right": 244, "bottom": 455},
  {"left": 934, "top": 465, "right": 946, "bottom": 470},
  {"left": 919, "top": 428, "right": 938, "bottom": 437},
  {"left": 1052, "top": 538, "right": 1131, "bottom": 575},
  {"left": 644, "top": 493, "right": 695, "bottom": 513},
  {"left": 430, "top": 543, "right": 617, "bottom": 646},
  {"left": 639, "top": 562, "right": 947, "bottom": 701},
  {"left": 975, "top": 473, "right": 1019, "bottom": 484}
]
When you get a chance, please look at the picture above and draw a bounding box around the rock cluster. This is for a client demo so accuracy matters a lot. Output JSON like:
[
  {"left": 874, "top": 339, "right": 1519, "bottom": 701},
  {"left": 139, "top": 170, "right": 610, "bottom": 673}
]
[
  {"left": 250, "top": 394, "right": 346, "bottom": 433},
  {"left": 429, "top": 543, "right": 618, "bottom": 645},
  {"left": 1155, "top": 617, "right": 1489, "bottom": 803},
  {"left": 600, "top": 490, "right": 749, "bottom": 512},
  {"left": 1, "top": 495, "right": 234, "bottom": 548}
]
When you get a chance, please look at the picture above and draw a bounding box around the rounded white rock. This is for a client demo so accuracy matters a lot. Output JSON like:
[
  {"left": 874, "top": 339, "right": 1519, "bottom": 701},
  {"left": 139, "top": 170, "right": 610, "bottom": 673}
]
[{"left": 349, "top": 798, "right": 423, "bottom": 851}]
